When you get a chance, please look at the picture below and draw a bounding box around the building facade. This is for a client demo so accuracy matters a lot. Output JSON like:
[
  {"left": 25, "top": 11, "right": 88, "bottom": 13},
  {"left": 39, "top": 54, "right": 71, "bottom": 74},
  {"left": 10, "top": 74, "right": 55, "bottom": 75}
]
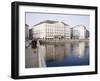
[
  {"left": 72, "top": 24, "right": 87, "bottom": 39},
  {"left": 32, "top": 20, "right": 71, "bottom": 39},
  {"left": 29, "top": 29, "right": 33, "bottom": 40},
  {"left": 25, "top": 24, "right": 29, "bottom": 47},
  {"left": 25, "top": 24, "right": 29, "bottom": 41},
  {"left": 64, "top": 25, "right": 71, "bottom": 39}
]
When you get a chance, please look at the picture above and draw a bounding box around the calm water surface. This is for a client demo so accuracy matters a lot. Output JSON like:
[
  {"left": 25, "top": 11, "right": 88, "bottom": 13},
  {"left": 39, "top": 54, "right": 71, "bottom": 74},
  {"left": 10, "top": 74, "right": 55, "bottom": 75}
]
[{"left": 40, "top": 42, "right": 89, "bottom": 67}]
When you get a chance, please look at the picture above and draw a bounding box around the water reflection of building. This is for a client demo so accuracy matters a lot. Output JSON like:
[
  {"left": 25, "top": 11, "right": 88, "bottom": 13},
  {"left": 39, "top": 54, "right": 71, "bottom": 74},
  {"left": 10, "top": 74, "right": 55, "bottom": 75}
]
[
  {"left": 41, "top": 42, "right": 86, "bottom": 60},
  {"left": 72, "top": 42, "right": 85, "bottom": 58},
  {"left": 32, "top": 20, "right": 71, "bottom": 39},
  {"left": 44, "top": 44, "right": 65, "bottom": 60},
  {"left": 39, "top": 41, "right": 88, "bottom": 67},
  {"left": 65, "top": 43, "right": 71, "bottom": 56},
  {"left": 55, "top": 45, "right": 65, "bottom": 60},
  {"left": 45, "top": 45, "right": 55, "bottom": 60}
]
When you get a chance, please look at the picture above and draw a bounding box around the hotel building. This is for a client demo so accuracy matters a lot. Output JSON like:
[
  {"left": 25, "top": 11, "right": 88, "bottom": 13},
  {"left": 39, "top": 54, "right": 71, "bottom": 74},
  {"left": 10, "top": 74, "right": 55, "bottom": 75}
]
[{"left": 32, "top": 20, "right": 71, "bottom": 39}]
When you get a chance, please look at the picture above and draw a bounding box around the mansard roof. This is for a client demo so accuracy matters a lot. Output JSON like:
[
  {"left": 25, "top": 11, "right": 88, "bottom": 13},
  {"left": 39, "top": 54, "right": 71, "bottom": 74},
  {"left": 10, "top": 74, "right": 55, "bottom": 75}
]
[
  {"left": 33, "top": 20, "right": 69, "bottom": 26},
  {"left": 72, "top": 24, "right": 88, "bottom": 30}
]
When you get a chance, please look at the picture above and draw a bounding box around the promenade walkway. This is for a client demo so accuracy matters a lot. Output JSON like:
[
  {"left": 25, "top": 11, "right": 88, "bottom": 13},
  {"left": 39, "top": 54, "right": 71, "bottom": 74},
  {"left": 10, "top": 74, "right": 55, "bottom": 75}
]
[
  {"left": 25, "top": 46, "right": 38, "bottom": 68},
  {"left": 25, "top": 40, "right": 46, "bottom": 68}
]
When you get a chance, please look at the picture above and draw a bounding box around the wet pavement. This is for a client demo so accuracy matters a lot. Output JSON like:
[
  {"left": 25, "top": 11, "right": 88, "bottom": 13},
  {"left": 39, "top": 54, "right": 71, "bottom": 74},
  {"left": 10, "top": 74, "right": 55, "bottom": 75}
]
[{"left": 25, "top": 46, "right": 38, "bottom": 68}]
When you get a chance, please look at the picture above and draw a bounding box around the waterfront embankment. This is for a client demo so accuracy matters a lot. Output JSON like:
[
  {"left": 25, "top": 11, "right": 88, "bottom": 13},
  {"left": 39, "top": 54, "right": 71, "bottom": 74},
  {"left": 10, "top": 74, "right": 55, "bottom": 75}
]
[{"left": 39, "top": 39, "right": 89, "bottom": 44}]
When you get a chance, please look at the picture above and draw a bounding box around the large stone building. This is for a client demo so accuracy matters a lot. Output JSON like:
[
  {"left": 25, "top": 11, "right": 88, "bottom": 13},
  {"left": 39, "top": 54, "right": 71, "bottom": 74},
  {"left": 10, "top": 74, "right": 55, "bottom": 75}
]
[{"left": 32, "top": 20, "right": 71, "bottom": 39}]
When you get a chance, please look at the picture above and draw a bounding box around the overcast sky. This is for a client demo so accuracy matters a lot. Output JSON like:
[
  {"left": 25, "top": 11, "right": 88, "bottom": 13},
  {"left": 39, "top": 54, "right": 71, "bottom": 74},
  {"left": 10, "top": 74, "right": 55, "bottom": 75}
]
[{"left": 25, "top": 12, "right": 90, "bottom": 30}]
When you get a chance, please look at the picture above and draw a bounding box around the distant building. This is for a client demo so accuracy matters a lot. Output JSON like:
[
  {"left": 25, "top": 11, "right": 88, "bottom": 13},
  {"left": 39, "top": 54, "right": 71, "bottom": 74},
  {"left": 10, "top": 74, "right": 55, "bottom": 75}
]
[
  {"left": 32, "top": 20, "right": 71, "bottom": 39},
  {"left": 25, "top": 24, "right": 29, "bottom": 47},
  {"left": 86, "top": 29, "right": 89, "bottom": 38},
  {"left": 25, "top": 24, "right": 29, "bottom": 41},
  {"left": 72, "top": 24, "right": 88, "bottom": 39},
  {"left": 29, "top": 29, "right": 33, "bottom": 40}
]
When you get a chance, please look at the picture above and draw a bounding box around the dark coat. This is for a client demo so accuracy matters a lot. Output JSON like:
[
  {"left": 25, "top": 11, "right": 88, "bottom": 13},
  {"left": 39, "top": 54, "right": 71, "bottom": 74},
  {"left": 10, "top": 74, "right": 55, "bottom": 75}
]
[{"left": 31, "top": 40, "right": 37, "bottom": 48}]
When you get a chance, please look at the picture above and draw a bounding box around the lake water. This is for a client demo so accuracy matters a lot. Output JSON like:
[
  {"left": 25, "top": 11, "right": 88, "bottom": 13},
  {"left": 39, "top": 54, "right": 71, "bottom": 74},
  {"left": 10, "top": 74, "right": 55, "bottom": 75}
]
[{"left": 40, "top": 42, "right": 89, "bottom": 67}]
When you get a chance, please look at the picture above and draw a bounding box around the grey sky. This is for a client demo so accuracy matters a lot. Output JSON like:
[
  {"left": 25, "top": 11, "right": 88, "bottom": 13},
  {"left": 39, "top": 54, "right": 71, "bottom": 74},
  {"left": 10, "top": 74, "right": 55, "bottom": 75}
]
[{"left": 25, "top": 12, "right": 90, "bottom": 30}]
